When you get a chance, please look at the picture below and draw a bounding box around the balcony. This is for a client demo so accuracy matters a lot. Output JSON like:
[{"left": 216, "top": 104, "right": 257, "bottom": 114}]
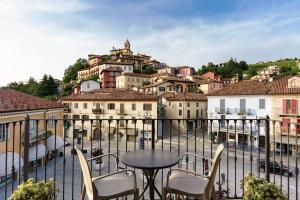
[
  {"left": 92, "top": 108, "right": 103, "bottom": 114},
  {"left": 29, "top": 131, "right": 51, "bottom": 144},
  {"left": 215, "top": 107, "right": 225, "bottom": 114},
  {"left": 116, "top": 109, "right": 127, "bottom": 115},
  {"left": 63, "top": 107, "right": 71, "bottom": 113},
  {"left": 276, "top": 108, "right": 298, "bottom": 117},
  {"left": 1, "top": 118, "right": 297, "bottom": 200}
]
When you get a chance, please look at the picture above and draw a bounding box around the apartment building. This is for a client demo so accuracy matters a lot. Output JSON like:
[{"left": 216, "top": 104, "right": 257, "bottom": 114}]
[
  {"left": 160, "top": 92, "right": 207, "bottom": 131},
  {"left": 0, "top": 89, "right": 63, "bottom": 178},
  {"left": 207, "top": 80, "right": 272, "bottom": 148},
  {"left": 270, "top": 76, "right": 300, "bottom": 155},
  {"left": 116, "top": 73, "right": 150, "bottom": 89},
  {"left": 73, "top": 80, "right": 101, "bottom": 94},
  {"left": 62, "top": 89, "right": 158, "bottom": 141},
  {"left": 188, "top": 79, "right": 223, "bottom": 94},
  {"left": 100, "top": 67, "right": 122, "bottom": 88}
]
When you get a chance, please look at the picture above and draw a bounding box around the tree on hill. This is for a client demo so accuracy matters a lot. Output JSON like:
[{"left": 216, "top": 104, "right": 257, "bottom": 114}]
[
  {"left": 6, "top": 75, "right": 59, "bottom": 99},
  {"left": 63, "top": 58, "right": 88, "bottom": 84},
  {"left": 198, "top": 58, "right": 248, "bottom": 79}
]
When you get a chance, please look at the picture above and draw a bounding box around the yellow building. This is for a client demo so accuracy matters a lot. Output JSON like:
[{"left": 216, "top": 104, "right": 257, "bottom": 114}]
[
  {"left": 0, "top": 89, "right": 64, "bottom": 177},
  {"left": 270, "top": 76, "right": 300, "bottom": 155},
  {"left": 116, "top": 73, "right": 150, "bottom": 89},
  {"left": 62, "top": 88, "right": 158, "bottom": 141}
]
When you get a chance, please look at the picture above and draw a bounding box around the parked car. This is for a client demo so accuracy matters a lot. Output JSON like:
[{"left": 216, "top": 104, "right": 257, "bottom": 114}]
[{"left": 259, "top": 160, "right": 293, "bottom": 177}]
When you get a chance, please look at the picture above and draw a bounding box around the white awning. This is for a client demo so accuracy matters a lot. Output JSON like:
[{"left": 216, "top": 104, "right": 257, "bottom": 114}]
[
  {"left": 0, "top": 152, "right": 23, "bottom": 177},
  {"left": 29, "top": 144, "right": 47, "bottom": 162},
  {"left": 47, "top": 135, "right": 64, "bottom": 151}
]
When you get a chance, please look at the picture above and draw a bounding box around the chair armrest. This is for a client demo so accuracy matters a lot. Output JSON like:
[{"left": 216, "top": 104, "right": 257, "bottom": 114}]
[
  {"left": 166, "top": 168, "right": 210, "bottom": 186},
  {"left": 181, "top": 152, "right": 213, "bottom": 162},
  {"left": 92, "top": 169, "right": 137, "bottom": 189},
  {"left": 87, "top": 153, "right": 118, "bottom": 163}
]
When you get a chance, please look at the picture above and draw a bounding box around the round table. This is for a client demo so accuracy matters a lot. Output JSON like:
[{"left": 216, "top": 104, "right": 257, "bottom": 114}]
[{"left": 122, "top": 149, "right": 180, "bottom": 199}]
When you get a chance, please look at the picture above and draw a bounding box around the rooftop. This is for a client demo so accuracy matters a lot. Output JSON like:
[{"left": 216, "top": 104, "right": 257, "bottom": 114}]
[
  {"left": 62, "top": 88, "right": 157, "bottom": 101},
  {"left": 163, "top": 92, "right": 207, "bottom": 101},
  {"left": 0, "top": 89, "right": 62, "bottom": 113}
]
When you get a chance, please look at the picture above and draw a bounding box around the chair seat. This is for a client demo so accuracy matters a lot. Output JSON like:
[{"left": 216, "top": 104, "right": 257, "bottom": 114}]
[
  {"left": 94, "top": 173, "right": 135, "bottom": 198},
  {"left": 167, "top": 171, "right": 209, "bottom": 196}
]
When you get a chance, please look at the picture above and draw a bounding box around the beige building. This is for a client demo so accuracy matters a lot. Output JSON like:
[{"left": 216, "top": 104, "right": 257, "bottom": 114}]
[
  {"left": 0, "top": 89, "right": 63, "bottom": 177},
  {"left": 188, "top": 79, "right": 223, "bottom": 94},
  {"left": 62, "top": 89, "right": 158, "bottom": 141},
  {"left": 116, "top": 73, "right": 150, "bottom": 89},
  {"left": 159, "top": 92, "right": 207, "bottom": 131},
  {"left": 270, "top": 76, "right": 300, "bottom": 155}
]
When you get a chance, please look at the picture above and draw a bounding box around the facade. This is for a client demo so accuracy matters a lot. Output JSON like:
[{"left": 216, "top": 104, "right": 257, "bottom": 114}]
[
  {"left": 188, "top": 79, "right": 223, "bottom": 94},
  {"left": 200, "top": 72, "right": 221, "bottom": 81},
  {"left": 98, "top": 61, "right": 133, "bottom": 74},
  {"left": 62, "top": 89, "right": 158, "bottom": 141},
  {"left": 207, "top": 80, "right": 272, "bottom": 148},
  {"left": 100, "top": 67, "right": 122, "bottom": 88},
  {"left": 270, "top": 76, "right": 300, "bottom": 155},
  {"left": 87, "top": 54, "right": 103, "bottom": 67},
  {"left": 116, "top": 73, "right": 150, "bottom": 89},
  {"left": 157, "top": 67, "right": 176, "bottom": 75},
  {"left": 160, "top": 92, "right": 207, "bottom": 131},
  {"left": 176, "top": 66, "right": 195, "bottom": 77},
  {"left": 0, "top": 89, "right": 63, "bottom": 174},
  {"left": 250, "top": 65, "right": 280, "bottom": 81},
  {"left": 80, "top": 80, "right": 101, "bottom": 93}
]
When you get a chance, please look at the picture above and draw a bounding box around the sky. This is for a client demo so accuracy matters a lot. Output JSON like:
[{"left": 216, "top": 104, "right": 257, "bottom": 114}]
[{"left": 0, "top": 0, "right": 300, "bottom": 86}]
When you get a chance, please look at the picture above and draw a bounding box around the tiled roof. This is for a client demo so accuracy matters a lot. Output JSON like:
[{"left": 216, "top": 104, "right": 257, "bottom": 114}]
[
  {"left": 141, "top": 81, "right": 169, "bottom": 88},
  {"left": 149, "top": 72, "right": 176, "bottom": 77},
  {"left": 158, "top": 92, "right": 175, "bottom": 99},
  {"left": 118, "top": 73, "right": 150, "bottom": 78},
  {"left": 269, "top": 76, "right": 300, "bottom": 94},
  {"left": 192, "top": 79, "right": 222, "bottom": 85},
  {"left": 165, "top": 92, "right": 207, "bottom": 101},
  {"left": 207, "top": 80, "right": 270, "bottom": 96},
  {"left": 100, "top": 67, "right": 123, "bottom": 73},
  {"left": 101, "top": 61, "right": 133, "bottom": 65},
  {"left": 0, "top": 89, "right": 63, "bottom": 113},
  {"left": 62, "top": 88, "right": 157, "bottom": 101}
]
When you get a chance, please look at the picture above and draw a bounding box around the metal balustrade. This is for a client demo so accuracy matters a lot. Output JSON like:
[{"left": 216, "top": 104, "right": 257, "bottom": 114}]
[{"left": 0, "top": 117, "right": 299, "bottom": 199}]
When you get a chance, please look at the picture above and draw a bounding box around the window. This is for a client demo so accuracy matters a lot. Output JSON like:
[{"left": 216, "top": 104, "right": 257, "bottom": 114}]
[
  {"left": 143, "top": 104, "right": 152, "bottom": 111},
  {"left": 74, "top": 103, "right": 78, "bottom": 109},
  {"left": 240, "top": 99, "right": 246, "bottom": 113},
  {"left": 132, "top": 117, "right": 136, "bottom": 124},
  {"left": 187, "top": 110, "right": 190, "bottom": 118},
  {"left": 0, "top": 124, "right": 9, "bottom": 141},
  {"left": 29, "top": 120, "right": 37, "bottom": 135},
  {"left": 179, "top": 103, "right": 182, "bottom": 107},
  {"left": 73, "top": 115, "right": 80, "bottom": 120},
  {"left": 259, "top": 99, "right": 265, "bottom": 109},
  {"left": 187, "top": 102, "right": 190, "bottom": 107},
  {"left": 132, "top": 103, "right": 136, "bottom": 110},
  {"left": 83, "top": 103, "right": 88, "bottom": 109},
  {"left": 220, "top": 99, "right": 225, "bottom": 113},
  {"left": 179, "top": 110, "right": 182, "bottom": 116},
  {"left": 282, "top": 99, "right": 297, "bottom": 115},
  {"left": 82, "top": 115, "right": 89, "bottom": 120},
  {"left": 297, "top": 118, "right": 300, "bottom": 135},
  {"left": 87, "top": 83, "right": 90, "bottom": 88},
  {"left": 48, "top": 115, "right": 55, "bottom": 128},
  {"left": 196, "top": 103, "right": 199, "bottom": 107},
  {"left": 196, "top": 110, "right": 199, "bottom": 118},
  {"left": 108, "top": 103, "right": 115, "bottom": 110},
  {"left": 159, "top": 87, "right": 165, "bottom": 92},
  {"left": 282, "top": 118, "right": 291, "bottom": 133}
]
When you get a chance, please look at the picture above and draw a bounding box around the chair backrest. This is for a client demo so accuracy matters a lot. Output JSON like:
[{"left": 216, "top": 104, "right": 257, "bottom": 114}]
[
  {"left": 205, "top": 144, "right": 224, "bottom": 197},
  {"left": 75, "top": 147, "right": 98, "bottom": 200}
]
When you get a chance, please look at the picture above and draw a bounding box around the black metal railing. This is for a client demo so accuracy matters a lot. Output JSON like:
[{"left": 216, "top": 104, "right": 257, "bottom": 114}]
[{"left": 0, "top": 117, "right": 299, "bottom": 199}]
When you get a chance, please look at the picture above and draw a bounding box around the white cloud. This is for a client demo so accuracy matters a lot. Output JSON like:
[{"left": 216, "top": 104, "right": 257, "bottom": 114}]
[{"left": 0, "top": 0, "right": 300, "bottom": 86}]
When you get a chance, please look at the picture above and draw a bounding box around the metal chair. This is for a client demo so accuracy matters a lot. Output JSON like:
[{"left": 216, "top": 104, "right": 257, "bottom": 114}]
[
  {"left": 163, "top": 144, "right": 224, "bottom": 200},
  {"left": 75, "top": 147, "right": 139, "bottom": 200}
]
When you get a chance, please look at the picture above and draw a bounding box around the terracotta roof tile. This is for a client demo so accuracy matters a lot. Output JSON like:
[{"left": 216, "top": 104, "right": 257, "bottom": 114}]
[
  {"left": 207, "top": 80, "right": 270, "bottom": 96},
  {"left": 0, "top": 89, "right": 63, "bottom": 113},
  {"left": 62, "top": 88, "right": 157, "bottom": 101},
  {"left": 165, "top": 92, "right": 207, "bottom": 101},
  {"left": 269, "top": 76, "right": 300, "bottom": 94}
]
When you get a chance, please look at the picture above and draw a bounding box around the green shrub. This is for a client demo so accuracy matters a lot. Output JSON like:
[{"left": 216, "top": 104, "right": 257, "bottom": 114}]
[
  {"left": 9, "top": 179, "right": 58, "bottom": 200},
  {"left": 243, "top": 174, "right": 287, "bottom": 200}
]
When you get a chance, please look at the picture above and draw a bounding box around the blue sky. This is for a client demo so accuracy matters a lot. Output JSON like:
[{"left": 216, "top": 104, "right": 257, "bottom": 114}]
[{"left": 0, "top": 0, "right": 300, "bottom": 85}]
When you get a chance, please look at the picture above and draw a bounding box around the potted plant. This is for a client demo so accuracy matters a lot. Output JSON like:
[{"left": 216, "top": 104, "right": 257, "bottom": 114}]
[
  {"left": 9, "top": 179, "right": 58, "bottom": 200},
  {"left": 242, "top": 174, "right": 287, "bottom": 200}
]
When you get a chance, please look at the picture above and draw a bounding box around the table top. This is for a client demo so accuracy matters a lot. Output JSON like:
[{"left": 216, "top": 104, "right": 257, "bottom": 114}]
[{"left": 121, "top": 149, "right": 180, "bottom": 170}]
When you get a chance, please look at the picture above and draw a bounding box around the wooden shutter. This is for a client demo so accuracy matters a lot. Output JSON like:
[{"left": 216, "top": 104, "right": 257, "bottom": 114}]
[
  {"left": 291, "top": 99, "right": 296, "bottom": 115},
  {"left": 282, "top": 99, "right": 286, "bottom": 114}
]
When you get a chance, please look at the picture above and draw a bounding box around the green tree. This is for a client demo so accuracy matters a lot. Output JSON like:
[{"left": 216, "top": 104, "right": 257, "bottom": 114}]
[{"left": 63, "top": 58, "right": 88, "bottom": 84}]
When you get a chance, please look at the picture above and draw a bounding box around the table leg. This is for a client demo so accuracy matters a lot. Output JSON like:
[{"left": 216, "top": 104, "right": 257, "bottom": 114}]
[{"left": 140, "top": 169, "right": 161, "bottom": 200}]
